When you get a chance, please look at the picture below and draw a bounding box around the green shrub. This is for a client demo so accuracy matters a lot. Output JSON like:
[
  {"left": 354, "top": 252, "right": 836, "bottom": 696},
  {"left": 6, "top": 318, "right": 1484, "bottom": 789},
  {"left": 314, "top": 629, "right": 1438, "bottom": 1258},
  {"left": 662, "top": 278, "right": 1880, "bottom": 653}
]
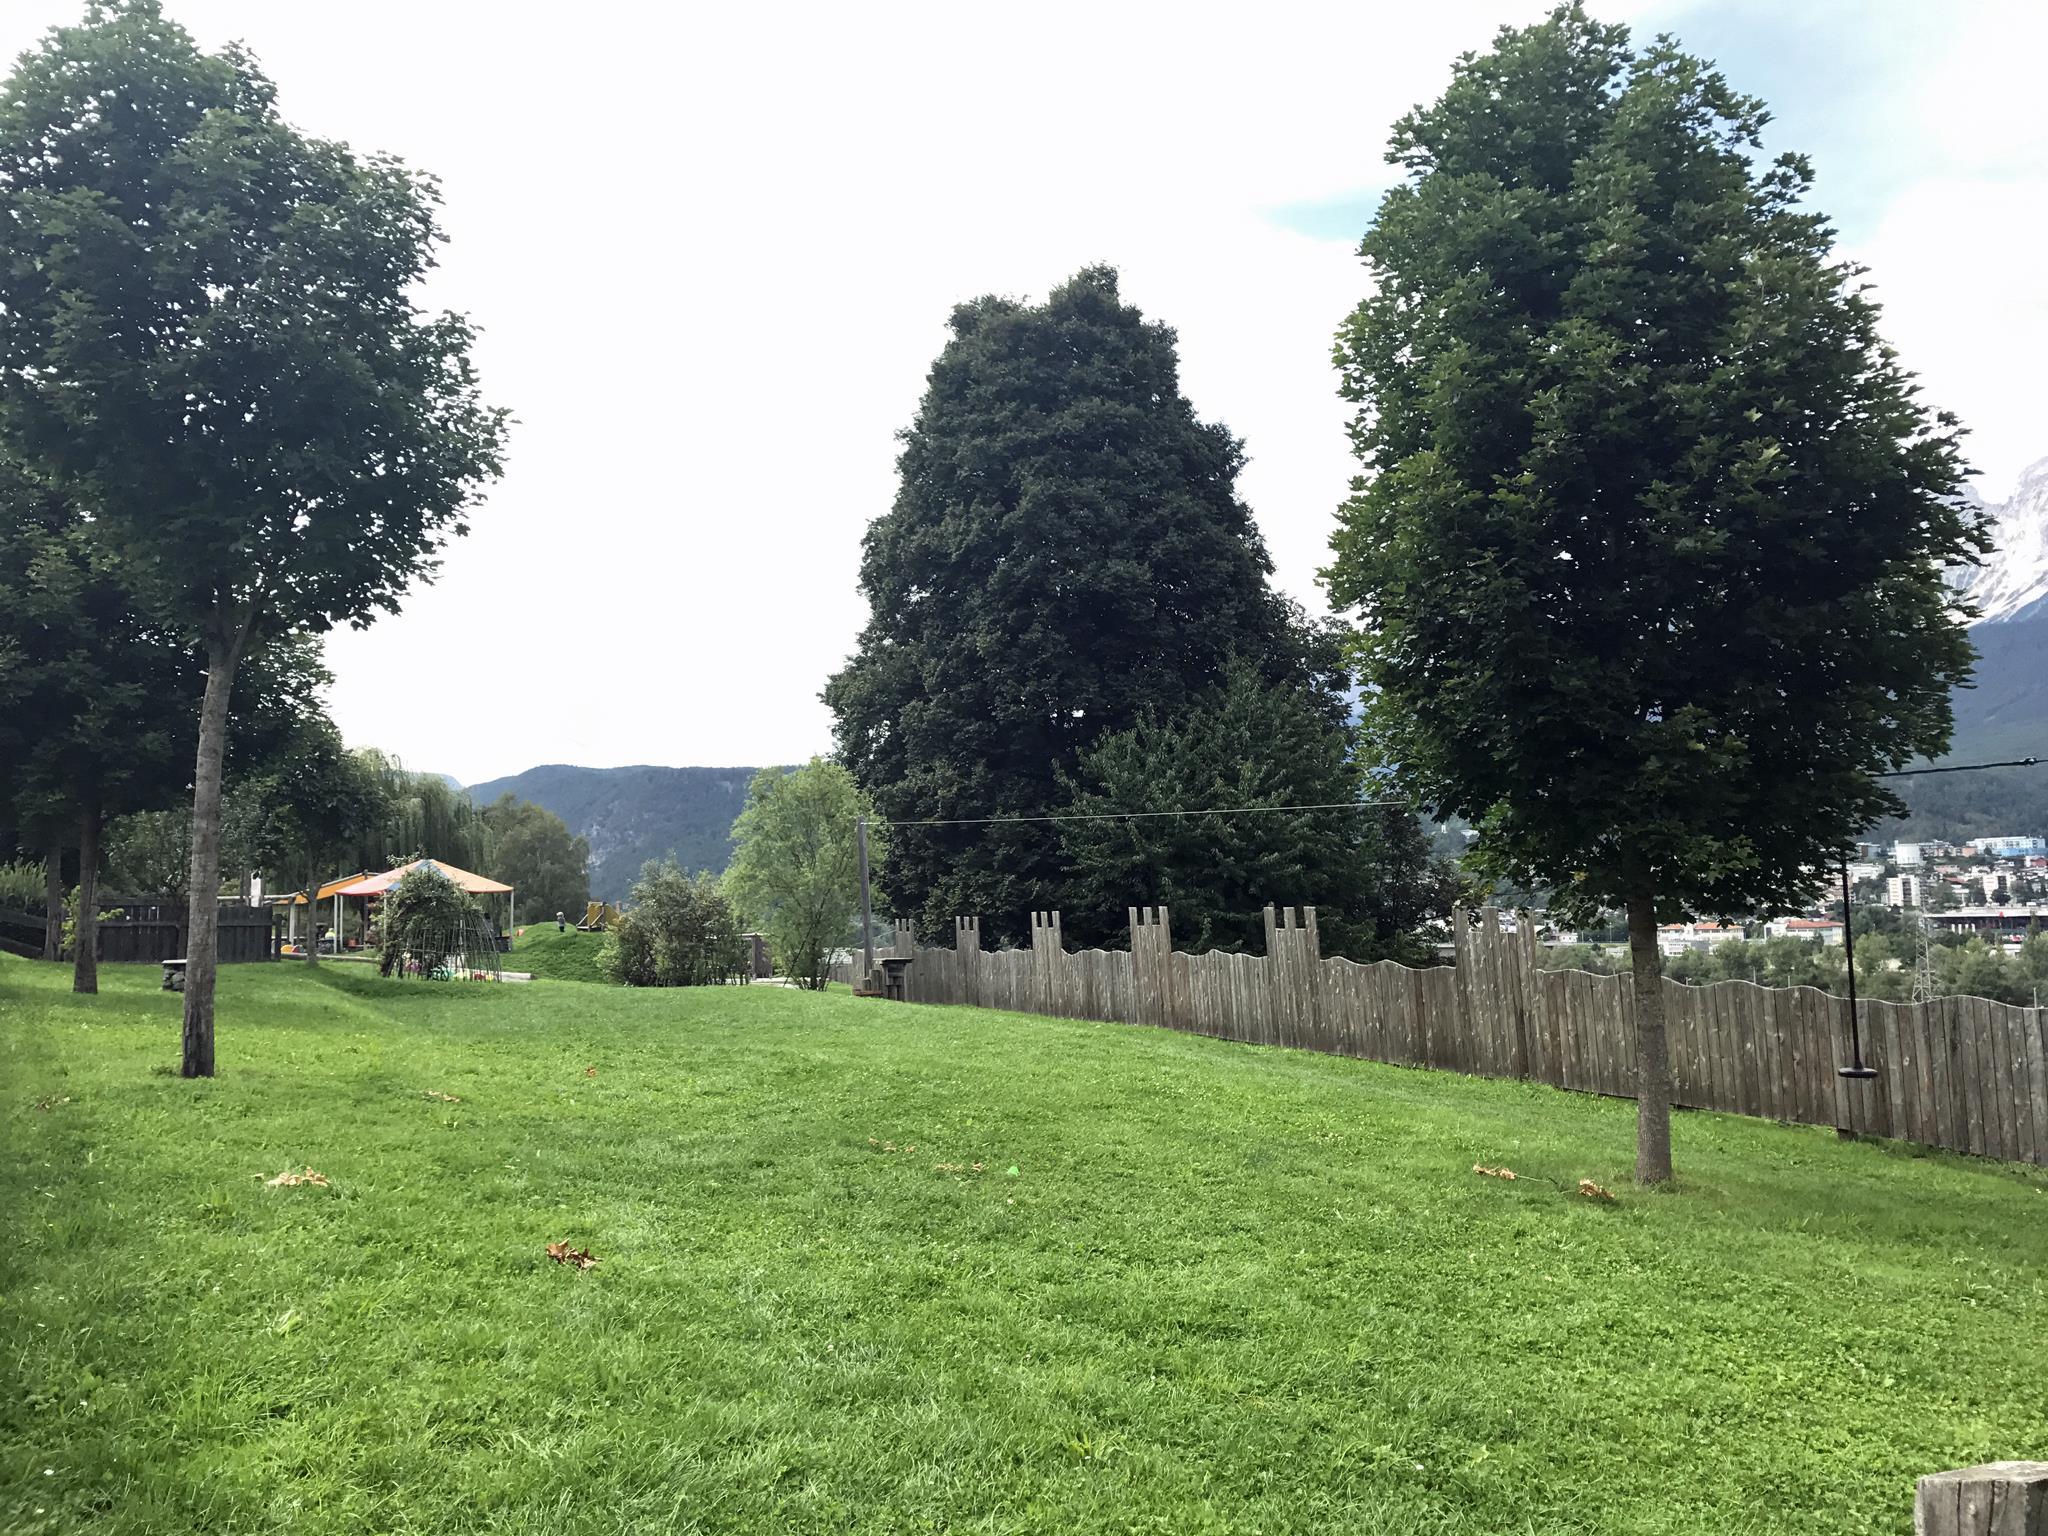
[
  {"left": 0, "top": 860, "right": 44, "bottom": 914},
  {"left": 600, "top": 859, "right": 746, "bottom": 987},
  {"left": 379, "top": 867, "right": 487, "bottom": 979}
]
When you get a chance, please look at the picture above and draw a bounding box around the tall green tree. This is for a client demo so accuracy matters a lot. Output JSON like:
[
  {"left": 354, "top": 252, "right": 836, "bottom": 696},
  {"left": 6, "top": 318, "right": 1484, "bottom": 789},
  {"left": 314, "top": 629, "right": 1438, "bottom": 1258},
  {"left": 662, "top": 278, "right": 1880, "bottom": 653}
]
[
  {"left": 0, "top": 461, "right": 196, "bottom": 992},
  {"left": 479, "top": 793, "right": 589, "bottom": 927},
  {"left": 827, "top": 267, "right": 1296, "bottom": 939},
  {"left": 1324, "top": 6, "right": 1982, "bottom": 1184},
  {"left": 724, "top": 759, "right": 876, "bottom": 990},
  {"left": 0, "top": 2, "right": 506, "bottom": 1074},
  {"left": 1059, "top": 655, "right": 1454, "bottom": 960},
  {"left": 1327, "top": 6, "right": 1982, "bottom": 1187}
]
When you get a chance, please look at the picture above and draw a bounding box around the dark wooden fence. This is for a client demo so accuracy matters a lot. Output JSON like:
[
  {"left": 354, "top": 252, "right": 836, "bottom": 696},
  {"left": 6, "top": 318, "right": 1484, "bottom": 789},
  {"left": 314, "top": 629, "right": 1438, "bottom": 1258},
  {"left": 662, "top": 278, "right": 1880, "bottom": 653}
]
[
  {"left": 0, "top": 897, "right": 275, "bottom": 965},
  {"left": 883, "top": 905, "right": 2048, "bottom": 1168}
]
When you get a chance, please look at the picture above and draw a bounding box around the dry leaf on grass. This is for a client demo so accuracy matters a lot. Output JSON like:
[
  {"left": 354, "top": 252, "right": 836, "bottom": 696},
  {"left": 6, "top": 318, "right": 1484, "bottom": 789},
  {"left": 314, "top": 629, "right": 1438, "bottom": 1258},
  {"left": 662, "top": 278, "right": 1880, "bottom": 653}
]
[
  {"left": 1472, "top": 1164, "right": 1517, "bottom": 1180},
  {"left": 546, "top": 1241, "right": 599, "bottom": 1270},
  {"left": 423, "top": 1091, "right": 461, "bottom": 1103},
  {"left": 583, "top": 1066, "right": 598, "bottom": 1078},
  {"left": 264, "top": 1167, "right": 331, "bottom": 1189},
  {"left": 1578, "top": 1179, "right": 1617, "bottom": 1202}
]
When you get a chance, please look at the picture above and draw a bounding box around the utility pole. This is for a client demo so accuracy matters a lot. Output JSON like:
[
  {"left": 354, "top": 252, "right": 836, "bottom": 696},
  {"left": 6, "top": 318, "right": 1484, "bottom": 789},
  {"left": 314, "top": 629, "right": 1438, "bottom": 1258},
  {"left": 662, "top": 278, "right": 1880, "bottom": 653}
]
[{"left": 857, "top": 815, "right": 874, "bottom": 987}]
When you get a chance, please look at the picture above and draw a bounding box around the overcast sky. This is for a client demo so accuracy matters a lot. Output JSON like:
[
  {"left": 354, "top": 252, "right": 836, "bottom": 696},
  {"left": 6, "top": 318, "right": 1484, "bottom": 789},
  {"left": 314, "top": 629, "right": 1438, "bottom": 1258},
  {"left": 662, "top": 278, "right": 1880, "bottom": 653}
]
[{"left": 4, "top": 1, "right": 2042, "bottom": 784}]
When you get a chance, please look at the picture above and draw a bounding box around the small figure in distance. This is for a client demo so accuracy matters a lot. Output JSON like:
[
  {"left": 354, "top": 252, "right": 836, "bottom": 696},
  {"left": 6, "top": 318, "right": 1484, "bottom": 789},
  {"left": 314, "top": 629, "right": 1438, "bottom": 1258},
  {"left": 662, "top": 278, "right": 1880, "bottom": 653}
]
[{"left": 556, "top": 911, "right": 566, "bottom": 932}]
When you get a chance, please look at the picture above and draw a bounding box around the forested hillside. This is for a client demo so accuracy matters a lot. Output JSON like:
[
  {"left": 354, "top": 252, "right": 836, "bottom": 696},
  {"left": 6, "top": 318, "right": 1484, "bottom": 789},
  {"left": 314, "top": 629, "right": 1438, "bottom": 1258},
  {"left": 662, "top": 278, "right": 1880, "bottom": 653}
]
[{"left": 467, "top": 764, "right": 763, "bottom": 899}]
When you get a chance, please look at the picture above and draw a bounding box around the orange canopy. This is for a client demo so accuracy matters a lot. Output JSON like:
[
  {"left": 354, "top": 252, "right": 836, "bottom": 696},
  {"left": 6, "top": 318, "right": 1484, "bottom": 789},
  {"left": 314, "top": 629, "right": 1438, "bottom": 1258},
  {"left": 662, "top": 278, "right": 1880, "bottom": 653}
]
[
  {"left": 330, "top": 859, "right": 514, "bottom": 898},
  {"left": 275, "top": 872, "right": 376, "bottom": 905}
]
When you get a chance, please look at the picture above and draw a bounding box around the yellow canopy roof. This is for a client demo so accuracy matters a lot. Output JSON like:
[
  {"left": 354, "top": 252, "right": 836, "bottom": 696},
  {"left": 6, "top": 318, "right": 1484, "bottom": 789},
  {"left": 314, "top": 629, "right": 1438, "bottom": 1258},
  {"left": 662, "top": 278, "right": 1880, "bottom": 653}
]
[{"left": 275, "top": 872, "right": 375, "bottom": 905}]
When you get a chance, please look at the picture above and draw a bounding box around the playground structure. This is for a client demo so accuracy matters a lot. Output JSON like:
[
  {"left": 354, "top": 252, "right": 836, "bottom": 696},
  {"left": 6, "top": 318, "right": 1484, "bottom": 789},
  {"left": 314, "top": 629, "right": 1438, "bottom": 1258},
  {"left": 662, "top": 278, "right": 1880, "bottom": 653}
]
[{"left": 576, "top": 901, "right": 623, "bottom": 932}]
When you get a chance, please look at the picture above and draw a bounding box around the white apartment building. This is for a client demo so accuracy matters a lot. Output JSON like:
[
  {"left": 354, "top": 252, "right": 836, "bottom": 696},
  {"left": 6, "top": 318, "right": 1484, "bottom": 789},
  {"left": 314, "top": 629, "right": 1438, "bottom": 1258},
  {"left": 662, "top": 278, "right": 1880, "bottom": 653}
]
[{"left": 1886, "top": 874, "right": 1923, "bottom": 909}]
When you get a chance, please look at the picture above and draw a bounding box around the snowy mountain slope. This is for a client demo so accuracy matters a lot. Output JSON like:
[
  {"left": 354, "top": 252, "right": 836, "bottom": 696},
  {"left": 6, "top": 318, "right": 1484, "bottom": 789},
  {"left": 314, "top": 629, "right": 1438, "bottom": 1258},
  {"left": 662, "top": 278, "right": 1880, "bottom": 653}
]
[{"left": 1952, "top": 457, "right": 2048, "bottom": 625}]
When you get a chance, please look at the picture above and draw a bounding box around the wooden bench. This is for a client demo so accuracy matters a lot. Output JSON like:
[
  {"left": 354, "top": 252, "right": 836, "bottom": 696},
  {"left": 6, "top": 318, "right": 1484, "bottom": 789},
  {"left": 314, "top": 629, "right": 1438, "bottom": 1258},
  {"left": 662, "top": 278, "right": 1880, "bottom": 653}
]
[{"left": 161, "top": 958, "right": 187, "bottom": 992}]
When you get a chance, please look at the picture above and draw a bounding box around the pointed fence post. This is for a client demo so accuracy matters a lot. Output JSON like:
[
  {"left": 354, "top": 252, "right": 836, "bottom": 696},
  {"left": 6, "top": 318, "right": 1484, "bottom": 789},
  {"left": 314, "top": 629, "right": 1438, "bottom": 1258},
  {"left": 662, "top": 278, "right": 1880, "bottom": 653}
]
[
  {"left": 1129, "top": 906, "right": 1172, "bottom": 1029},
  {"left": 954, "top": 916, "right": 981, "bottom": 1008},
  {"left": 1031, "top": 911, "right": 1064, "bottom": 1016}
]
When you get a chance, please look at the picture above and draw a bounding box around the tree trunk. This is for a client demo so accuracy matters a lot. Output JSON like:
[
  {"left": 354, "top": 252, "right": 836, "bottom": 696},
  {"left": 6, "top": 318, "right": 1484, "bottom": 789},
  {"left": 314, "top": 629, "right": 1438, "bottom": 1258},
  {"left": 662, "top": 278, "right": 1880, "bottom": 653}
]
[
  {"left": 73, "top": 802, "right": 101, "bottom": 995},
  {"left": 182, "top": 638, "right": 242, "bottom": 1078},
  {"left": 304, "top": 856, "right": 319, "bottom": 966},
  {"left": 1625, "top": 888, "right": 1675, "bottom": 1186},
  {"left": 42, "top": 846, "right": 63, "bottom": 962}
]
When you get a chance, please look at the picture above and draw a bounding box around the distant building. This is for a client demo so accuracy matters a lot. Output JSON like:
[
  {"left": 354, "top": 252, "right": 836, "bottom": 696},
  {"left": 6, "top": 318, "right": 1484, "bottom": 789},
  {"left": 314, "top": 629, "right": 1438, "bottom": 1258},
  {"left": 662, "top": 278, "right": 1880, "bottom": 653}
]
[
  {"left": 1657, "top": 921, "right": 1743, "bottom": 957},
  {"left": 1925, "top": 906, "right": 2048, "bottom": 944},
  {"left": 1973, "top": 835, "right": 2047, "bottom": 858},
  {"left": 1886, "top": 874, "right": 1923, "bottom": 909},
  {"left": 1766, "top": 917, "right": 1844, "bottom": 946},
  {"left": 1847, "top": 860, "right": 1886, "bottom": 884},
  {"left": 1892, "top": 842, "right": 1923, "bottom": 868},
  {"left": 1979, "top": 871, "right": 2011, "bottom": 904}
]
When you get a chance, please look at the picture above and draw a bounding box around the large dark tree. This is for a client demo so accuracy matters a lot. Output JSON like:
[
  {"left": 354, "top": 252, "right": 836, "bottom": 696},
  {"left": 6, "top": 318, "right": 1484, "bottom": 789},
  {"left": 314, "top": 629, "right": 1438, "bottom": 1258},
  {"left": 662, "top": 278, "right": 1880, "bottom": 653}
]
[
  {"left": 827, "top": 267, "right": 1296, "bottom": 939},
  {"left": 0, "top": 2, "right": 507, "bottom": 1073},
  {"left": 1324, "top": 6, "right": 1983, "bottom": 1184}
]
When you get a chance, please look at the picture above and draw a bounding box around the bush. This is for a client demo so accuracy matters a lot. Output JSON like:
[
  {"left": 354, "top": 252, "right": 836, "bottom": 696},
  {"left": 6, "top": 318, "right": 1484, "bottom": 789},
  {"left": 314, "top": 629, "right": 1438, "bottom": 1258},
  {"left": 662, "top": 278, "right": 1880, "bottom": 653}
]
[
  {"left": 378, "top": 867, "right": 490, "bottom": 979},
  {"left": 600, "top": 859, "right": 746, "bottom": 987},
  {"left": 0, "top": 859, "right": 44, "bottom": 914}
]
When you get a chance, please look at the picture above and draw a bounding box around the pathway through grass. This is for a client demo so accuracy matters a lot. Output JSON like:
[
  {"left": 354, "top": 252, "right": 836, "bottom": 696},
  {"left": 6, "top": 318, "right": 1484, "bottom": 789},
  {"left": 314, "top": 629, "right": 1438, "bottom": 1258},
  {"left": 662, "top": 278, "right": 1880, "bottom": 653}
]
[{"left": 3, "top": 956, "right": 2043, "bottom": 1534}]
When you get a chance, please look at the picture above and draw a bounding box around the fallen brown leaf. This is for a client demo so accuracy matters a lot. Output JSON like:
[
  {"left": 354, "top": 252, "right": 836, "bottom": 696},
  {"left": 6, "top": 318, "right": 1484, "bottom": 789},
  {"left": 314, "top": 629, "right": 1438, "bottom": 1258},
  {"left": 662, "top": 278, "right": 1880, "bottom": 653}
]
[
  {"left": 423, "top": 1090, "right": 461, "bottom": 1103},
  {"left": 1577, "top": 1179, "right": 1617, "bottom": 1202},
  {"left": 546, "top": 1241, "right": 599, "bottom": 1270},
  {"left": 584, "top": 1066, "right": 598, "bottom": 1078},
  {"left": 1472, "top": 1164, "right": 1517, "bottom": 1180},
  {"left": 265, "top": 1167, "right": 331, "bottom": 1189}
]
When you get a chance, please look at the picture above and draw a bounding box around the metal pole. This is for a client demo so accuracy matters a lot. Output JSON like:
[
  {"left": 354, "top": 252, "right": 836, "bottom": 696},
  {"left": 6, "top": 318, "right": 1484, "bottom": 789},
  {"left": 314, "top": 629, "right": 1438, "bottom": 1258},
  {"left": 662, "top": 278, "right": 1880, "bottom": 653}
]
[
  {"left": 1838, "top": 853, "right": 1876, "bottom": 1079},
  {"left": 857, "top": 815, "right": 875, "bottom": 986}
]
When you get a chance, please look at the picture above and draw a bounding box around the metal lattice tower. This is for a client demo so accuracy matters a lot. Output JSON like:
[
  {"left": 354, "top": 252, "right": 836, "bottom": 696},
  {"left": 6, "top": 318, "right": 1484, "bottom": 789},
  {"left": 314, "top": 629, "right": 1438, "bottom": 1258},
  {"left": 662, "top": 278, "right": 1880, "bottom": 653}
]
[{"left": 1910, "top": 905, "right": 1939, "bottom": 1004}]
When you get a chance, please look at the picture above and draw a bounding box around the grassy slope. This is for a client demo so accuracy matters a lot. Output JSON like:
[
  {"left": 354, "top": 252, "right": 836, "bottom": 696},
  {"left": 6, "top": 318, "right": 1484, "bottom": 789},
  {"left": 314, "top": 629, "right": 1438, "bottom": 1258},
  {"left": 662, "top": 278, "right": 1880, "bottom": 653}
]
[
  {"left": 3, "top": 957, "right": 2045, "bottom": 1536},
  {"left": 507, "top": 923, "right": 607, "bottom": 983}
]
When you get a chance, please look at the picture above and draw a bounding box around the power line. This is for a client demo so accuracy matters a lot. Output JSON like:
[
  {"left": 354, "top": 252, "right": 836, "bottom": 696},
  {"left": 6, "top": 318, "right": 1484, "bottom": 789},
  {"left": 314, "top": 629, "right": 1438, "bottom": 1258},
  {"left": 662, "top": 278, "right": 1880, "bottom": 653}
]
[
  {"left": 1878, "top": 755, "right": 2040, "bottom": 777},
  {"left": 874, "top": 799, "right": 1411, "bottom": 829}
]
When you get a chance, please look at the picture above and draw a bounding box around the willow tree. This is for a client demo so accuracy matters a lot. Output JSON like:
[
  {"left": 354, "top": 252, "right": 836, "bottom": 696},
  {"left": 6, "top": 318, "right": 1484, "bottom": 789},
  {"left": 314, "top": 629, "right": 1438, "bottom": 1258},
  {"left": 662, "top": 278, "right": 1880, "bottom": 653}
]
[
  {"left": 1325, "top": 5, "right": 1981, "bottom": 1183},
  {"left": 0, "top": 2, "right": 506, "bottom": 1073}
]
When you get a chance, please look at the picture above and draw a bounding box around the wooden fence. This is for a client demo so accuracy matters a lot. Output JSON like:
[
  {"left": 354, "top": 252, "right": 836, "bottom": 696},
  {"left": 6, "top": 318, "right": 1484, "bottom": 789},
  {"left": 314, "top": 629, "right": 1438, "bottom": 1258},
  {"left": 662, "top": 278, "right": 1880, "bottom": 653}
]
[
  {"left": 0, "top": 899, "right": 276, "bottom": 965},
  {"left": 882, "top": 905, "right": 2048, "bottom": 1168}
]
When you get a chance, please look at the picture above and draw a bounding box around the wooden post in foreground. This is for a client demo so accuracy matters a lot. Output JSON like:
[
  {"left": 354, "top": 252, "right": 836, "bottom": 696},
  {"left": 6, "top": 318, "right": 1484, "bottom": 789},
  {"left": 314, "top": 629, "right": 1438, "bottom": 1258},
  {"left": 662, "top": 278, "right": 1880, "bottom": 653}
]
[{"left": 1916, "top": 1462, "right": 2048, "bottom": 1535}]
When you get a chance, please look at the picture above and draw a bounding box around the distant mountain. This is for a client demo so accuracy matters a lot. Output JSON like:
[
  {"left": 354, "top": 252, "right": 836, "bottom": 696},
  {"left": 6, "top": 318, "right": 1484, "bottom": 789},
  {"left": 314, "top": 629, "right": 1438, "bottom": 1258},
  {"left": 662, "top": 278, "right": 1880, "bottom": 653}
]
[
  {"left": 1951, "top": 460, "right": 2048, "bottom": 625},
  {"left": 1884, "top": 460, "right": 2048, "bottom": 840},
  {"left": 467, "top": 764, "right": 764, "bottom": 901}
]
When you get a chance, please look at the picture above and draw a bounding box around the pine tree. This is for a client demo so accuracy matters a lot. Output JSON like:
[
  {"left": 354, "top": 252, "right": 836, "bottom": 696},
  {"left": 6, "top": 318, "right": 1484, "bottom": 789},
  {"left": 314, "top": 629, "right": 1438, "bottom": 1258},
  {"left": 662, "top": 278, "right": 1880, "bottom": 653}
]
[
  {"left": 1324, "top": 6, "right": 1984, "bottom": 1183},
  {"left": 827, "top": 267, "right": 1293, "bottom": 940}
]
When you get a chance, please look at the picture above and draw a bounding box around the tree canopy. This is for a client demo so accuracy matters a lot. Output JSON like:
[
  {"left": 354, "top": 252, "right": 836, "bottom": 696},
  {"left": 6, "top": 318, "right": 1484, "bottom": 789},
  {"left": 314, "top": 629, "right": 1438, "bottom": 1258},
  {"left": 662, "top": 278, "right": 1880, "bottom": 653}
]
[
  {"left": 1323, "top": 4, "right": 1983, "bottom": 1182},
  {"left": 724, "top": 759, "right": 875, "bottom": 990},
  {"left": 827, "top": 267, "right": 1299, "bottom": 940},
  {"left": 1059, "top": 658, "right": 1453, "bottom": 960},
  {"left": 0, "top": 0, "right": 507, "bottom": 1073},
  {"left": 480, "top": 794, "right": 590, "bottom": 926}
]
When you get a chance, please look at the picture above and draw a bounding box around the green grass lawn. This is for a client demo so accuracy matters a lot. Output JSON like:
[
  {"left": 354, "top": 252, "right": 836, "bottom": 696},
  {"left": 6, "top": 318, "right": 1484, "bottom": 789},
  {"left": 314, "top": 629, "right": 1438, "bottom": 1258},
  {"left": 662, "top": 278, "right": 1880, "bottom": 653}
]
[
  {"left": 506, "top": 922, "right": 608, "bottom": 982},
  {"left": 3, "top": 955, "right": 2044, "bottom": 1535}
]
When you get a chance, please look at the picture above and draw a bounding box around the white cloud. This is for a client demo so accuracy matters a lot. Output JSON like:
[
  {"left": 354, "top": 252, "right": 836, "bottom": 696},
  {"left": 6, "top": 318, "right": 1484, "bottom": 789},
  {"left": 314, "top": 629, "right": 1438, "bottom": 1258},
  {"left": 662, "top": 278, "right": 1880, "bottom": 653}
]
[{"left": 0, "top": 0, "right": 2035, "bottom": 776}]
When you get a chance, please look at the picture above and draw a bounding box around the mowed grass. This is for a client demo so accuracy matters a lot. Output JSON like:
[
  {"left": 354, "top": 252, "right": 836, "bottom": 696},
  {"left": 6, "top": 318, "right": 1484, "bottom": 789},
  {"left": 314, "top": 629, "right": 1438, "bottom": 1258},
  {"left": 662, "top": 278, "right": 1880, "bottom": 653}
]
[
  {"left": 3, "top": 957, "right": 2045, "bottom": 1536},
  {"left": 506, "top": 922, "right": 608, "bottom": 983}
]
